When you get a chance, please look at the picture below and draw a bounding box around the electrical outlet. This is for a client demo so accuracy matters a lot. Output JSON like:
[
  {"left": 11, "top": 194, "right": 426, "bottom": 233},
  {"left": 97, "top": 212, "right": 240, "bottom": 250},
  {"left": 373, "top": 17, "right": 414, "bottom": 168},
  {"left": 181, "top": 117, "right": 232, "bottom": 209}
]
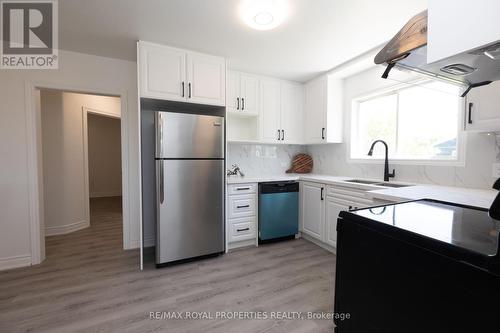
[{"left": 492, "top": 163, "right": 500, "bottom": 178}]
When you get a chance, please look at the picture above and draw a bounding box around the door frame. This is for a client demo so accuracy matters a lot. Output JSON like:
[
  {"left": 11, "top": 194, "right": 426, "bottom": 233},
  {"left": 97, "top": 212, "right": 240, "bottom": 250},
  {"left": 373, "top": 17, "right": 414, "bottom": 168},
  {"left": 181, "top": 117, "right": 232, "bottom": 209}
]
[
  {"left": 82, "top": 107, "right": 122, "bottom": 234},
  {"left": 25, "top": 81, "right": 132, "bottom": 265}
]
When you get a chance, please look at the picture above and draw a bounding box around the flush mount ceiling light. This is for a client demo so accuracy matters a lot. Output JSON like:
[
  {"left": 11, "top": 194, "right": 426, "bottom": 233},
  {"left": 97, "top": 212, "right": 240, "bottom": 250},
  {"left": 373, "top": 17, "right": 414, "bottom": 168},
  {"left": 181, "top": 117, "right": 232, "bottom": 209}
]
[{"left": 240, "top": 0, "right": 289, "bottom": 31}]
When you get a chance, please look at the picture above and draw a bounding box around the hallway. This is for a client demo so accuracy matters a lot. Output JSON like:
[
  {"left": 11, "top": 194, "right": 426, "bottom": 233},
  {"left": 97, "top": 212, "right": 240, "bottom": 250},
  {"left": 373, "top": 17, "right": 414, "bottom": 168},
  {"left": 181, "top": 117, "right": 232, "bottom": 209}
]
[{"left": 45, "top": 196, "right": 124, "bottom": 259}]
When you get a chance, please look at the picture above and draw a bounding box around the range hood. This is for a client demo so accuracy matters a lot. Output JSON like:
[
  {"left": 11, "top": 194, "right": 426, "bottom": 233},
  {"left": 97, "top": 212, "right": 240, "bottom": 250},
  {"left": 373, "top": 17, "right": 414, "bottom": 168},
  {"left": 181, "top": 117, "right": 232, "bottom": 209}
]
[{"left": 375, "top": 10, "right": 500, "bottom": 97}]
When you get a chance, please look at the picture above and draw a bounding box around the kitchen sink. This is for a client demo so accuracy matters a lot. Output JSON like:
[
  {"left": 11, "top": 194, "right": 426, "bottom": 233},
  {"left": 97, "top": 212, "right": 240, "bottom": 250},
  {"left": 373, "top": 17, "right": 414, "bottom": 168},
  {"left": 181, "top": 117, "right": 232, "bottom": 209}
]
[
  {"left": 344, "top": 179, "right": 381, "bottom": 185},
  {"left": 344, "top": 179, "right": 412, "bottom": 188},
  {"left": 375, "top": 183, "right": 411, "bottom": 188}
]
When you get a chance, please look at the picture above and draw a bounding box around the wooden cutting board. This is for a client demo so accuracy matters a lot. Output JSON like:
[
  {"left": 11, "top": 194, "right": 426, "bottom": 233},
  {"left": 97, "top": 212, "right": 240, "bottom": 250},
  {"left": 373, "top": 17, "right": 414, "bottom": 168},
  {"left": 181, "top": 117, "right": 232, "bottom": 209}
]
[{"left": 286, "top": 154, "right": 313, "bottom": 174}]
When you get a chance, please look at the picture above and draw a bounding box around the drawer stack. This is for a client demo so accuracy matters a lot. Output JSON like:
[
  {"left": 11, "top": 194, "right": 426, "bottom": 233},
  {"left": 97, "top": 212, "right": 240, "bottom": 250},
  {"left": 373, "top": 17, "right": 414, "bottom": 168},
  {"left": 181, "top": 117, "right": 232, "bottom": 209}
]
[{"left": 226, "top": 183, "right": 258, "bottom": 249}]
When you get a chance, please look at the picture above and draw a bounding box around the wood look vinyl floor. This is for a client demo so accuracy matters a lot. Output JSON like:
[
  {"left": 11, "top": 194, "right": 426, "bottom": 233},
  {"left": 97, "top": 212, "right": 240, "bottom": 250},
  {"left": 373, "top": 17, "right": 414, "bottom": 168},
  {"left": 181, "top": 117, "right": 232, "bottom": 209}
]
[{"left": 0, "top": 197, "right": 335, "bottom": 333}]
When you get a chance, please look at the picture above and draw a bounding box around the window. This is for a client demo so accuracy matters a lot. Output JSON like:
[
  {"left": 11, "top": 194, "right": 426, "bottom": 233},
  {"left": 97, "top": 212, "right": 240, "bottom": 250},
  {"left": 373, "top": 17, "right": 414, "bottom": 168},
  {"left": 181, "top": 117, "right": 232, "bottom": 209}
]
[{"left": 350, "top": 81, "right": 463, "bottom": 163}]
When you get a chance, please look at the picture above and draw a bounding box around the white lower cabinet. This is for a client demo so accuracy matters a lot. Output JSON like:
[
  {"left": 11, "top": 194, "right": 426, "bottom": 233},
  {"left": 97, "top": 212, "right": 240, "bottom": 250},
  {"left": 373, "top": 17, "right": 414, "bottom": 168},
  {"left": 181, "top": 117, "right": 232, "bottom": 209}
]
[
  {"left": 228, "top": 217, "right": 256, "bottom": 243},
  {"left": 300, "top": 182, "right": 325, "bottom": 241},
  {"left": 226, "top": 183, "right": 258, "bottom": 249},
  {"left": 325, "top": 197, "right": 347, "bottom": 248},
  {"left": 300, "top": 181, "right": 374, "bottom": 251}
]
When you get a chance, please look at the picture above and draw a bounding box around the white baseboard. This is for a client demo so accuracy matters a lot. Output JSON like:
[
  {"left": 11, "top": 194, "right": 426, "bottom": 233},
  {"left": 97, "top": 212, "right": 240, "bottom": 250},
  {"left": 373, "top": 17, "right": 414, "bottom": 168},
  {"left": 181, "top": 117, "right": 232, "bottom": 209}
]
[
  {"left": 45, "top": 220, "right": 89, "bottom": 236},
  {"left": 90, "top": 191, "right": 122, "bottom": 198},
  {"left": 0, "top": 254, "right": 31, "bottom": 271},
  {"left": 300, "top": 233, "right": 337, "bottom": 254}
]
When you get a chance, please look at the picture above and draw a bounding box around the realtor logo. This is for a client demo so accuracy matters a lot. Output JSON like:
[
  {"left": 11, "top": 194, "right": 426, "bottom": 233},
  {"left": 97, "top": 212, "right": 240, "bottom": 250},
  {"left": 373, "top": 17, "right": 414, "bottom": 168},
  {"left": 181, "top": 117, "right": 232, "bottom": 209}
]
[{"left": 1, "top": 0, "right": 58, "bottom": 69}]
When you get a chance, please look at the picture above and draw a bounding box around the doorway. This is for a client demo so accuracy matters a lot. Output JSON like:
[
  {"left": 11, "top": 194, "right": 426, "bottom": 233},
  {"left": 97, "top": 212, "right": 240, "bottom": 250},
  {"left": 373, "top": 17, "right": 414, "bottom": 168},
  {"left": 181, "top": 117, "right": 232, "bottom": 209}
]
[{"left": 39, "top": 89, "right": 124, "bottom": 259}]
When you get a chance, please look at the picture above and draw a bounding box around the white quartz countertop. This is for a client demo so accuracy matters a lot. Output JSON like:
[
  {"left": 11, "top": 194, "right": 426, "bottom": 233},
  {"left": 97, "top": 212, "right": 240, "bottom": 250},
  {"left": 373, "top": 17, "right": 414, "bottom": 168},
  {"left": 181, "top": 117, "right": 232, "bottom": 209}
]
[
  {"left": 226, "top": 173, "right": 497, "bottom": 209},
  {"left": 226, "top": 174, "right": 301, "bottom": 184},
  {"left": 366, "top": 185, "right": 497, "bottom": 209}
]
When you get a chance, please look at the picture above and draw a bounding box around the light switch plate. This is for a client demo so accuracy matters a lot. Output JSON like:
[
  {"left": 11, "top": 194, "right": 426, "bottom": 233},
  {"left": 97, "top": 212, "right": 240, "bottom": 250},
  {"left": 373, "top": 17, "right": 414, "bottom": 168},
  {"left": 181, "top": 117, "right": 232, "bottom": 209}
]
[{"left": 492, "top": 163, "right": 500, "bottom": 178}]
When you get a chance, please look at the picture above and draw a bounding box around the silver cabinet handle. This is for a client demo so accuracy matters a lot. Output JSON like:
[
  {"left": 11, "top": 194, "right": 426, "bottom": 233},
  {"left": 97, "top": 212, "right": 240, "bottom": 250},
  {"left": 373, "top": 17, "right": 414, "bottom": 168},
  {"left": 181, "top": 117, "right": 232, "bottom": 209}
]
[
  {"left": 236, "top": 187, "right": 250, "bottom": 191},
  {"left": 159, "top": 160, "right": 164, "bottom": 204},
  {"left": 237, "top": 205, "right": 250, "bottom": 209}
]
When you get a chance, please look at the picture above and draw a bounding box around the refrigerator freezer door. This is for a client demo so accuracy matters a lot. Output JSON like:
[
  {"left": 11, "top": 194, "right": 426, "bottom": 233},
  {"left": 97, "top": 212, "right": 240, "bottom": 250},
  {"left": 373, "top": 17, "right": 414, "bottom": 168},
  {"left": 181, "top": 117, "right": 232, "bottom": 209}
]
[
  {"left": 156, "top": 159, "right": 224, "bottom": 264},
  {"left": 156, "top": 111, "right": 224, "bottom": 159}
]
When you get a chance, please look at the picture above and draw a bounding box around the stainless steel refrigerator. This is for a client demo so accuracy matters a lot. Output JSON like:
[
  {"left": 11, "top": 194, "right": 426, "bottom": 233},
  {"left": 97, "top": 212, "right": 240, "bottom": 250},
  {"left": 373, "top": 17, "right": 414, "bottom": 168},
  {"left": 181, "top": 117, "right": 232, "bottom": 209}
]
[{"left": 155, "top": 111, "right": 225, "bottom": 266}]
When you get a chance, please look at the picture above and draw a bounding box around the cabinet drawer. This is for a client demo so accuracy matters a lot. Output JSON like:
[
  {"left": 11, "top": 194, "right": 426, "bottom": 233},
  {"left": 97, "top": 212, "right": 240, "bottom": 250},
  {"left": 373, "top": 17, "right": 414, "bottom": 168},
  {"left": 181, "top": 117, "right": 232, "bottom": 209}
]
[
  {"left": 228, "top": 194, "right": 256, "bottom": 219},
  {"left": 228, "top": 218, "right": 256, "bottom": 242},
  {"left": 227, "top": 183, "right": 257, "bottom": 195}
]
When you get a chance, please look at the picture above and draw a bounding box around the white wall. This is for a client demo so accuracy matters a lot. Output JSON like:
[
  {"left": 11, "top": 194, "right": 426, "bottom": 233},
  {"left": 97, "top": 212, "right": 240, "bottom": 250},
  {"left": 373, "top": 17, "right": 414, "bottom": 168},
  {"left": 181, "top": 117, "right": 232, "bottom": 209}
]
[
  {"left": 40, "top": 91, "right": 121, "bottom": 236},
  {"left": 307, "top": 66, "right": 499, "bottom": 190},
  {"left": 0, "top": 50, "right": 140, "bottom": 271},
  {"left": 88, "top": 114, "right": 122, "bottom": 198}
]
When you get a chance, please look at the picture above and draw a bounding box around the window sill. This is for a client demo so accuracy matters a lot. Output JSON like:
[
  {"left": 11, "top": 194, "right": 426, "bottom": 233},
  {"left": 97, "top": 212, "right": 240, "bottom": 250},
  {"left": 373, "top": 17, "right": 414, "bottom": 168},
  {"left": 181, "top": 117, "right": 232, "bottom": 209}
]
[{"left": 348, "top": 157, "right": 465, "bottom": 167}]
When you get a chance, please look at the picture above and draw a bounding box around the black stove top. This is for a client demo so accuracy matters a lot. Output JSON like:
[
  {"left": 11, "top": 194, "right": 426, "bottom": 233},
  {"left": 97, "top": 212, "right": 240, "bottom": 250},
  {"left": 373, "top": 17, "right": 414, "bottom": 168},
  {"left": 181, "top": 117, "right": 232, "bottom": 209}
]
[{"left": 352, "top": 200, "right": 500, "bottom": 257}]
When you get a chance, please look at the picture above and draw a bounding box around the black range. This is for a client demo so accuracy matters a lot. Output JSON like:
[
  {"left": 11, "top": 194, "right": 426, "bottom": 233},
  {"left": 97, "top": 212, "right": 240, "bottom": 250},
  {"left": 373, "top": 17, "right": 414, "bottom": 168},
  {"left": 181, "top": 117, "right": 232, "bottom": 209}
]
[{"left": 334, "top": 199, "right": 500, "bottom": 333}]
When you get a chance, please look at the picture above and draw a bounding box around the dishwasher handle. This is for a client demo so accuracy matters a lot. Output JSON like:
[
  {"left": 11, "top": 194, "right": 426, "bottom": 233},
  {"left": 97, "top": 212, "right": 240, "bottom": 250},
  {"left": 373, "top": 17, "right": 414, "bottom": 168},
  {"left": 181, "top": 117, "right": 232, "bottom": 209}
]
[{"left": 259, "top": 181, "right": 299, "bottom": 194}]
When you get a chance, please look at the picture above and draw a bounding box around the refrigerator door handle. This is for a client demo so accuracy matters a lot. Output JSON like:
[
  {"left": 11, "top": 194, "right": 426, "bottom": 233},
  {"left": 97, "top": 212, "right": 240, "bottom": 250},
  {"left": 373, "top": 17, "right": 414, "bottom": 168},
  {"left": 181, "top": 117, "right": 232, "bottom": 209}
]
[
  {"left": 159, "top": 160, "right": 164, "bottom": 204},
  {"left": 157, "top": 112, "right": 164, "bottom": 157}
]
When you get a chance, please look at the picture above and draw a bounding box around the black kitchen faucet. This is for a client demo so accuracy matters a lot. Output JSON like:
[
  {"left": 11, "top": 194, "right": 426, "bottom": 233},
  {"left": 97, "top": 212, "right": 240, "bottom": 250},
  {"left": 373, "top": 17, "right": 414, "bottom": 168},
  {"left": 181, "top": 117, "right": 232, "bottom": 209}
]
[{"left": 367, "top": 140, "right": 395, "bottom": 182}]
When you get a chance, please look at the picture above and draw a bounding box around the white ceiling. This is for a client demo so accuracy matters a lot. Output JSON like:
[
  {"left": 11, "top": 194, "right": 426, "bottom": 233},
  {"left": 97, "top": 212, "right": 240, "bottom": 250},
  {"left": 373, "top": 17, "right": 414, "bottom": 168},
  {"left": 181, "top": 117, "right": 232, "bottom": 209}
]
[{"left": 59, "top": 0, "right": 427, "bottom": 82}]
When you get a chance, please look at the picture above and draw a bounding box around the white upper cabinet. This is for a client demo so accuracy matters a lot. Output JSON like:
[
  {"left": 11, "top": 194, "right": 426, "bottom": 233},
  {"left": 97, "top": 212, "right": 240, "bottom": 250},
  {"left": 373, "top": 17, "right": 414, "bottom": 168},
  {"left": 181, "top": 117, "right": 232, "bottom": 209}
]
[
  {"left": 305, "top": 77, "right": 326, "bottom": 143},
  {"left": 465, "top": 81, "right": 500, "bottom": 132},
  {"left": 304, "top": 74, "right": 343, "bottom": 144},
  {"left": 187, "top": 52, "right": 226, "bottom": 106},
  {"left": 226, "top": 71, "right": 240, "bottom": 112},
  {"left": 227, "top": 71, "right": 260, "bottom": 114},
  {"left": 138, "top": 41, "right": 226, "bottom": 106},
  {"left": 240, "top": 74, "right": 259, "bottom": 114},
  {"left": 428, "top": 0, "right": 500, "bottom": 64},
  {"left": 260, "top": 78, "right": 305, "bottom": 144},
  {"left": 226, "top": 70, "right": 305, "bottom": 144},
  {"left": 138, "top": 42, "right": 186, "bottom": 102},
  {"left": 281, "top": 82, "right": 304, "bottom": 144},
  {"left": 260, "top": 78, "right": 282, "bottom": 142}
]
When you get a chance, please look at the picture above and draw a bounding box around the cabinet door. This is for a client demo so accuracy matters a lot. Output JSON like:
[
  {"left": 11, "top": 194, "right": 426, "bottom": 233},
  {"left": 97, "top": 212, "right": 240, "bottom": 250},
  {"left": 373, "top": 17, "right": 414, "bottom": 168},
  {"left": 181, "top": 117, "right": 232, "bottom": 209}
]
[
  {"left": 138, "top": 42, "right": 186, "bottom": 101},
  {"left": 325, "top": 198, "right": 347, "bottom": 248},
  {"left": 428, "top": 0, "right": 500, "bottom": 64},
  {"left": 260, "top": 79, "right": 281, "bottom": 142},
  {"left": 187, "top": 53, "right": 226, "bottom": 106},
  {"left": 466, "top": 81, "right": 500, "bottom": 132},
  {"left": 300, "top": 182, "right": 325, "bottom": 241},
  {"left": 240, "top": 73, "right": 259, "bottom": 114},
  {"left": 281, "top": 82, "right": 304, "bottom": 144},
  {"left": 305, "top": 77, "right": 327, "bottom": 143},
  {"left": 226, "top": 71, "right": 240, "bottom": 112}
]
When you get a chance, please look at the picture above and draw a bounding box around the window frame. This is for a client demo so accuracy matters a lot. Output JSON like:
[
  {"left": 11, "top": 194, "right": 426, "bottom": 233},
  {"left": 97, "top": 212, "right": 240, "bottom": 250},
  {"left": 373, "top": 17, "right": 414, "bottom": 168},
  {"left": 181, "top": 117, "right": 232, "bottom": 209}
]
[{"left": 348, "top": 80, "right": 466, "bottom": 167}]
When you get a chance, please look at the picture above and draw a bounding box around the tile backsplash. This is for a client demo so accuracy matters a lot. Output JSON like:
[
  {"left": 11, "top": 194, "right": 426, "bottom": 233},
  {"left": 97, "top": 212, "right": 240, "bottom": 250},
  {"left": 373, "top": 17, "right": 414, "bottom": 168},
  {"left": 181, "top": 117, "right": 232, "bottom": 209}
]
[
  {"left": 306, "top": 132, "right": 498, "bottom": 190},
  {"left": 227, "top": 143, "right": 306, "bottom": 176}
]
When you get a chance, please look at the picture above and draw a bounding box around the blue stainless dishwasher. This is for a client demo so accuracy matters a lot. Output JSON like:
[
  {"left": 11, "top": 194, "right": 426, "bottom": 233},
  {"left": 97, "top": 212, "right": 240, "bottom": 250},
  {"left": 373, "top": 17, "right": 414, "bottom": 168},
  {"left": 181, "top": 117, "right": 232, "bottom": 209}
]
[{"left": 258, "top": 181, "right": 299, "bottom": 243}]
